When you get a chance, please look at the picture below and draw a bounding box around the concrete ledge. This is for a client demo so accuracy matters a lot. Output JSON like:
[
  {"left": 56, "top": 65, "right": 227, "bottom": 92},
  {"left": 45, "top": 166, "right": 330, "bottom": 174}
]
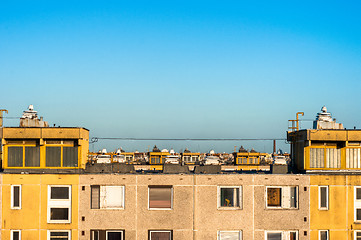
[
  {"left": 194, "top": 165, "right": 221, "bottom": 174},
  {"left": 163, "top": 164, "right": 190, "bottom": 174}
]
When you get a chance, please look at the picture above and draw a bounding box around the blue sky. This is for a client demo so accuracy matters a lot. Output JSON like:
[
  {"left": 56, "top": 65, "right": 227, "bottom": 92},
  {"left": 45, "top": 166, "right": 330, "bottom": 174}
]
[{"left": 1, "top": 1, "right": 361, "bottom": 153}]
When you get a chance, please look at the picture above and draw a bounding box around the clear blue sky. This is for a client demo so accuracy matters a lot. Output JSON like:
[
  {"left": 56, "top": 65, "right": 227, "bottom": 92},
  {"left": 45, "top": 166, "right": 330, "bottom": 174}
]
[{"left": 1, "top": 1, "right": 361, "bottom": 153}]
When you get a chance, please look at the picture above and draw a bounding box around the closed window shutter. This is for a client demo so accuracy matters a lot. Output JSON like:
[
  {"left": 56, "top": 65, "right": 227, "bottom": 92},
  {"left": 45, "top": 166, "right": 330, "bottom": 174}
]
[
  {"left": 150, "top": 232, "right": 171, "bottom": 240},
  {"left": 102, "top": 186, "right": 123, "bottom": 208},
  {"left": 91, "top": 186, "right": 100, "bottom": 209},
  {"left": 267, "top": 188, "right": 281, "bottom": 207},
  {"left": 149, "top": 187, "right": 172, "bottom": 208}
]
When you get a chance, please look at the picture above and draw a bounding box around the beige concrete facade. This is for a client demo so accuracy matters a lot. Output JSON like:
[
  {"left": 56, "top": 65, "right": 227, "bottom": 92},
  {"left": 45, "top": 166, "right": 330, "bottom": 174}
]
[{"left": 79, "top": 174, "right": 310, "bottom": 240}]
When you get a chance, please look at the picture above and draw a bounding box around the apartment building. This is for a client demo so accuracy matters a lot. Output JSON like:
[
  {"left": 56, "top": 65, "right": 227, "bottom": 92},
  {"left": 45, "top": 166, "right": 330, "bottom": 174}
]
[{"left": 0, "top": 105, "right": 361, "bottom": 239}]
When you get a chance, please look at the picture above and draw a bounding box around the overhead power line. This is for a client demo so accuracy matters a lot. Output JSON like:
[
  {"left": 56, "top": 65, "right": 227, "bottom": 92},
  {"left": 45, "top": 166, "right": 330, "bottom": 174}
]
[{"left": 90, "top": 137, "right": 286, "bottom": 143}]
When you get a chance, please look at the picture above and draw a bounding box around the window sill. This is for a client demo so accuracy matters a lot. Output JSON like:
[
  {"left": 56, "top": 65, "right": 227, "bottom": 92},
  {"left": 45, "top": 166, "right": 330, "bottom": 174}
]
[
  {"left": 217, "top": 207, "right": 242, "bottom": 210},
  {"left": 91, "top": 208, "right": 125, "bottom": 210},
  {"left": 47, "top": 220, "right": 72, "bottom": 224},
  {"left": 148, "top": 208, "right": 173, "bottom": 210},
  {"left": 266, "top": 207, "right": 299, "bottom": 210}
]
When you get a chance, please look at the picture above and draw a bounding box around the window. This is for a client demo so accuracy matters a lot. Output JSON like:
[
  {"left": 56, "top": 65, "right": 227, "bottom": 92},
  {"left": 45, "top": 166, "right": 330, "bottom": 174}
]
[
  {"left": 25, "top": 146, "right": 40, "bottom": 167},
  {"left": 45, "top": 140, "right": 78, "bottom": 167},
  {"left": 183, "top": 156, "right": 191, "bottom": 162},
  {"left": 249, "top": 157, "right": 258, "bottom": 164},
  {"left": 91, "top": 230, "right": 124, "bottom": 240},
  {"left": 11, "top": 185, "right": 21, "bottom": 209},
  {"left": 319, "top": 230, "right": 329, "bottom": 240},
  {"left": 355, "top": 187, "right": 361, "bottom": 221},
  {"left": 265, "top": 231, "right": 298, "bottom": 240},
  {"left": 218, "top": 186, "right": 242, "bottom": 209},
  {"left": 7, "top": 141, "right": 40, "bottom": 167},
  {"left": 48, "top": 186, "right": 71, "bottom": 223},
  {"left": 346, "top": 148, "right": 361, "bottom": 168},
  {"left": 11, "top": 230, "right": 21, "bottom": 240},
  {"left": 319, "top": 186, "right": 329, "bottom": 210},
  {"left": 48, "top": 230, "right": 70, "bottom": 240},
  {"left": 149, "top": 186, "right": 172, "bottom": 209},
  {"left": 150, "top": 157, "right": 161, "bottom": 164},
  {"left": 266, "top": 186, "right": 298, "bottom": 209},
  {"left": 149, "top": 230, "right": 172, "bottom": 240},
  {"left": 310, "top": 148, "right": 324, "bottom": 168},
  {"left": 8, "top": 146, "right": 23, "bottom": 167},
  {"left": 355, "top": 231, "right": 361, "bottom": 240},
  {"left": 310, "top": 147, "right": 341, "bottom": 169},
  {"left": 218, "top": 230, "right": 242, "bottom": 240},
  {"left": 91, "top": 185, "right": 125, "bottom": 209}
]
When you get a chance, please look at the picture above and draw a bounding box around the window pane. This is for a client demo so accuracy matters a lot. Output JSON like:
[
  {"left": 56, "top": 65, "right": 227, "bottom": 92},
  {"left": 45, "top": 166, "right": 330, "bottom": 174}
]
[
  {"left": 310, "top": 148, "right": 324, "bottom": 168},
  {"left": 320, "top": 187, "right": 328, "bottom": 208},
  {"left": 357, "top": 188, "right": 361, "bottom": 200},
  {"left": 150, "top": 231, "right": 171, "bottom": 240},
  {"left": 91, "top": 185, "right": 100, "bottom": 209},
  {"left": 25, "top": 146, "right": 40, "bottom": 167},
  {"left": 149, "top": 187, "right": 172, "bottom": 208},
  {"left": 320, "top": 231, "right": 328, "bottom": 240},
  {"left": 107, "top": 231, "right": 123, "bottom": 240},
  {"left": 8, "top": 147, "right": 23, "bottom": 167},
  {"left": 220, "top": 188, "right": 239, "bottom": 207},
  {"left": 46, "top": 147, "right": 61, "bottom": 167},
  {"left": 63, "top": 147, "right": 78, "bottom": 167},
  {"left": 91, "top": 230, "right": 106, "bottom": 240},
  {"left": 357, "top": 209, "right": 361, "bottom": 220},
  {"left": 290, "top": 187, "right": 297, "bottom": 208},
  {"left": 13, "top": 186, "right": 20, "bottom": 207},
  {"left": 290, "top": 232, "right": 297, "bottom": 240},
  {"left": 51, "top": 187, "right": 69, "bottom": 199},
  {"left": 219, "top": 231, "right": 240, "bottom": 240},
  {"left": 12, "top": 231, "right": 19, "bottom": 240},
  {"left": 50, "top": 231, "right": 69, "bottom": 240},
  {"left": 50, "top": 208, "right": 69, "bottom": 220},
  {"left": 267, "top": 188, "right": 281, "bottom": 207},
  {"left": 50, "top": 232, "right": 69, "bottom": 236},
  {"left": 267, "top": 232, "right": 282, "bottom": 240}
]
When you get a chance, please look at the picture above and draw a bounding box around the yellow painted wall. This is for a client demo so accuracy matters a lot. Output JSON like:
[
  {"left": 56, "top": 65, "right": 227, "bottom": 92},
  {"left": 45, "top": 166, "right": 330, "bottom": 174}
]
[
  {"left": 310, "top": 175, "right": 361, "bottom": 240},
  {"left": 1, "top": 174, "right": 79, "bottom": 240}
]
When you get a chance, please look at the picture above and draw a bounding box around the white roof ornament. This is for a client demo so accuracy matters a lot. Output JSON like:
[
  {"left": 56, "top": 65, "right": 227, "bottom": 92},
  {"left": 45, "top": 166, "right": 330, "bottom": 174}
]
[
  {"left": 21, "top": 104, "right": 38, "bottom": 119},
  {"left": 19, "top": 105, "right": 49, "bottom": 127},
  {"left": 313, "top": 106, "right": 343, "bottom": 129},
  {"left": 315, "top": 105, "right": 333, "bottom": 123}
]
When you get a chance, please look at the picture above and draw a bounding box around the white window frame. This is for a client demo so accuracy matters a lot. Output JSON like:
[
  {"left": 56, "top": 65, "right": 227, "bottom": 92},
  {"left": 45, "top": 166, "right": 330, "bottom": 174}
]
[
  {"left": 47, "top": 185, "right": 72, "bottom": 224},
  {"left": 105, "top": 230, "right": 124, "bottom": 240},
  {"left": 148, "top": 186, "right": 173, "bottom": 210},
  {"left": 149, "top": 230, "right": 172, "bottom": 240},
  {"left": 265, "top": 230, "right": 298, "bottom": 240},
  {"left": 265, "top": 186, "right": 298, "bottom": 209},
  {"left": 355, "top": 187, "right": 361, "bottom": 222},
  {"left": 47, "top": 230, "right": 71, "bottom": 240},
  {"left": 318, "top": 186, "right": 329, "bottom": 210},
  {"left": 318, "top": 230, "right": 329, "bottom": 240},
  {"left": 11, "top": 185, "right": 21, "bottom": 209},
  {"left": 217, "top": 186, "right": 243, "bottom": 210},
  {"left": 355, "top": 230, "right": 361, "bottom": 240},
  {"left": 11, "top": 230, "right": 21, "bottom": 240},
  {"left": 218, "top": 230, "right": 242, "bottom": 240}
]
